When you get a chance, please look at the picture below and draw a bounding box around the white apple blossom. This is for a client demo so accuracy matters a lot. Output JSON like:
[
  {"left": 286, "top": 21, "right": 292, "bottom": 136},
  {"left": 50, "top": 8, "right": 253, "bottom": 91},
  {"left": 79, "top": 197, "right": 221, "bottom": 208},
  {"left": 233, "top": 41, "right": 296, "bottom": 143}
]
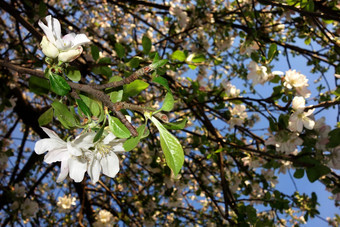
[
  {"left": 85, "top": 132, "right": 124, "bottom": 184},
  {"left": 38, "top": 15, "right": 91, "bottom": 62},
  {"left": 22, "top": 198, "right": 39, "bottom": 218},
  {"left": 57, "top": 194, "right": 76, "bottom": 210},
  {"left": 169, "top": 5, "right": 188, "bottom": 28},
  {"left": 94, "top": 210, "right": 114, "bottom": 227},
  {"left": 34, "top": 127, "right": 95, "bottom": 182},
  {"left": 288, "top": 108, "right": 315, "bottom": 133},
  {"left": 327, "top": 146, "right": 340, "bottom": 170},
  {"left": 265, "top": 131, "right": 303, "bottom": 154},
  {"left": 247, "top": 61, "right": 269, "bottom": 85},
  {"left": 221, "top": 80, "right": 240, "bottom": 97},
  {"left": 228, "top": 104, "right": 248, "bottom": 128},
  {"left": 292, "top": 96, "right": 306, "bottom": 111},
  {"left": 283, "top": 70, "right": 311, "bottom": 98},
  {"left": 314, "top": 117, "right": 331, "bottom": 150}
]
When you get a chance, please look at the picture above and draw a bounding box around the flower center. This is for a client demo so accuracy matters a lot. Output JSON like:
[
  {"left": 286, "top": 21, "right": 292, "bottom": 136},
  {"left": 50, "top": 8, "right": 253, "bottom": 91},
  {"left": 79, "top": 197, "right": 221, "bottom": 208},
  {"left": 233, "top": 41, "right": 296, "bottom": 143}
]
[{"left": 95, "top": 142, "right": 111, "bottom": 156}]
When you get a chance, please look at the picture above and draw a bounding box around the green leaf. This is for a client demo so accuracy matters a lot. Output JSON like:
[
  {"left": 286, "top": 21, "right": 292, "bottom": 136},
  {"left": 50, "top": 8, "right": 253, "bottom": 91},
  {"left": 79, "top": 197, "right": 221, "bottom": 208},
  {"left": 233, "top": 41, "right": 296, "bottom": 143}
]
[
  {"left": 161, "top": 92, "right": 174, "bottom": 112},
  {"left": 51, "top": 101, "right": 77, "bottom": 128},
  {"left": 93, "top": 125, "right": 105, "bottom": 143},
  {"left": 38, "top": 107, "right": 53, "bottom": 126},
  {"left": 65, "top": 66, "right": 81, "bottom": 82},
  {"left": 188, "top": 64, "right": 197, "bottom": 70},
  {"left": 93, "top": 66, "right": 112, "bottom": 77},
  {"left": 29, "top": 76, "right": 49, "bottom": 95},
  {"left": 164, "top": 119, "right": 187, "bottom": 130},
  {"left": 267, "top": 43, "right": 277, "bottom": 63},
  {"left": 328, "top": 128, "right": 340, "bottom": 148},
  {"left": 151, "top": 59, "right": 168, "bottom": 69},
  {"left": 150, "top": 116, "right": 184, "bottom": 176},
  {"left": 123, "top": 124, "right": 147, "bottom": 151},
  {"left": 76, "top": 99, "right": 92, "bottom": 117},
  {"left": 123, "top": 79, "right": 149, "bottom": 99},
  {"left": 152, "top": 76, "right": 170, "bottom": 91},
  {"left": 332, "top": 87, "right": 340, "bottom": 97},
  {"left": 293, "top": 169, "right": 304, "bottom": 179},
  {"left": 306, "top": 165, "right": 331, "bottom": 183},
  {"left": 127, "top": 57, "right": 140, "bottom": 69},
  {"left": 91, "top": 45, "right": 100, "bottom": 61},
  {"left": 108, "top": 115, "right": 131, "bottom": 138},
  {"left": 115, "top": 43, "right": 125, "bottom": 58},
  {"left": 142, "top": 35, "right": 152, "bottom": 55},
  {"left": 172, "top": 50, "right": 186, "bottom": 61},
  {"left": 79, "top": 94, "right": 102, "bottom": 117},
  {"left": 49, "top": 73, "right": 71, "bottom": 96},
  {"left": 192, "top": 54, "right": 205, "bottom": 63}
]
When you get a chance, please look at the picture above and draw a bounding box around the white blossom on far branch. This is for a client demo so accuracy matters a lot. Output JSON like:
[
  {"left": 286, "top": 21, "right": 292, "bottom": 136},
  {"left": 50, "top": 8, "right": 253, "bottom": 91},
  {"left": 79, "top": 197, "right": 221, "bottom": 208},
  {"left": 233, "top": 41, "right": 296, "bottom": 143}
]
[
  {"left": 326, "top": 146, "right": 340, "bottom": 170},
  {"left": 247, "top": 61, "right": 269, "bottom": 85},
  {"left": 94, "top": 210, "right": 114, "bottom": 227},
  {"left": 57, "top": 195, "right": 76, "bottom": 210},
  {"left": 288, "top": 96, "right": 315, "bottom": 133},
  {"left": 221, "top": 80, "right": 240, "bottom": 97},
  {"left": 283, "top": 69, "right": 311, "bottom": 98},
  {"left": 265, "top": 131, "right": 303, "bottom": 154},
  {"left": 228, "top": 104, "right": 248, "bottom": 128}
]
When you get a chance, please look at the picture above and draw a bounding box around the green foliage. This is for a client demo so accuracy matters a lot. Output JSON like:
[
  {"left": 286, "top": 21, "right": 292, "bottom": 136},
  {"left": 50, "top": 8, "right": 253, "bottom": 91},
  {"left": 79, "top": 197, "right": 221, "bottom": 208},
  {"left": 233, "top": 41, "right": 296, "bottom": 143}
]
[
  {"left": 51, "top": 101, "right": 78, "bottom": 129},
  {"left": 91, "top": 45, "right": 100, "bottom": 61},
  {"left": 142, "top": 35, "right": 152, "bottom": 55},
  {"left": 150, "top": 116, "right": 184, "bottom": 176},
  {"left": 123, "top": 124, "right": 147, "bottom": 152},
  {"left": 123, "top": 79, "right": 149, "bottom": 99},
  {"left": 76, "top": 99, "right": 92, "bottom": 117},
  {"left": 38, "top": 107, "right": 53, "bottom": 126},
  {"left": 65, "top": 66, "right": 81, "bottom": 82},
  {"left": 172, "top": 50, "right": 186, "bottom": 61},
  {"left": 29, "top": 76, "right": 49, "bottom": 95},
  {"left": 115, "top": 43, "right": 125, "bottom": 58},
  {"left": 93, "top": 124, "right": 105, "bottom": 143},
  {"left": 164, "top": 119, "right": 187, "bottom": 130},
  {"left": 108, "top": 115, "right": 131, "bottom": 139},
  {"left": 49, "top": 73, "right": 71, "bottom": 96}
]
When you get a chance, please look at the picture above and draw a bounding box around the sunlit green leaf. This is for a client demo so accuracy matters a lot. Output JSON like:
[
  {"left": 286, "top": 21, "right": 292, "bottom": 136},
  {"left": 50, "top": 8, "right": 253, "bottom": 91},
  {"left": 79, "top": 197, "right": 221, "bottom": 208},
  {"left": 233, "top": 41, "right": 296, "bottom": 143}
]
[
  {"left": 108, "top": 115, "right": 131, "bottom": 138},
  {"left": 150, "top": 116, "right": 184, "bottom": 176},
  {"left": 38, "top": 107, "right": 53, "bottom": 126},
  {"left": 172, "top": 50, "right": 186, "bottom": 61},
  {"left": 123, "top": 124, "right": 147, "bottom": 151},
  {"left": 65, "top": 66, "right": 81, "bottom": 82}
]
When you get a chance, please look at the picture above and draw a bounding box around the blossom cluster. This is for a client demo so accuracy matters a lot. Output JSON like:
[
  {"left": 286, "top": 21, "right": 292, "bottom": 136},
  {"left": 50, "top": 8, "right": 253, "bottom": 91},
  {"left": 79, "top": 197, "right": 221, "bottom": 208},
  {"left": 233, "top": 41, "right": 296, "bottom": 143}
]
[
  {"left": 38, "top": 15, "right": 91, "bottom": 62},
  {"left": 34, "top": 127, "right": 124, "bottom": 184}
]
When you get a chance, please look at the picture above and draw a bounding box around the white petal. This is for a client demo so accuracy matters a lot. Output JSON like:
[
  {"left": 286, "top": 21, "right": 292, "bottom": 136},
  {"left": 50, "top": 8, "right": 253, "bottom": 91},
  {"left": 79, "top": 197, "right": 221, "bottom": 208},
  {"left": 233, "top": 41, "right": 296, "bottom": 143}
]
[
  {"left": 38, "top": 16, "right": 55, "bottom": 44},
  {"left": 41, "top": 127, "right": 64, "bottom": 141},
  {"left": 69, "top": 158, "right": 87, "bottom": 182},
  {"left": 71, "top": 34, "right": 91, "bottom": 48},
  {"left": 62, "top": 33, "right": 76, "bottom": 42},
  {"left": 58, "top": 47, "right": 83, "bottom": 62},
  {"left": 40, "top": 36, "right": 59, "bottom": 58},
  {"left": 103, "top": 133, "right": 116, "bottom": 145},
  {"left": 73, "top": 132, "right": 95, "bottom": 149},
  {"left": 67, "top": 141, "right": 83, "bottom": 156},
  {"left": 87, "top": 158, "right": 101, "bottom": 184},
  {"left": 303, "top": 117, "right": 315, "bottom": 130},
  {"left": 34, "top": 138, "right": 65, "bottom": 155},
  {"left": 44, "top": 148, "right": 69, "bottom": 163},
  {"left": 51, "top": 17, "right": 62, "bottom": 40},
  {"left": 56, "top": 158, "right": 70, "bottom": 182},
  {"left": 111, "top": 144, "right": 125, "bottom": 153},
  {"left": 101, "top": 153, "right": 119, "bottom": 178}
]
